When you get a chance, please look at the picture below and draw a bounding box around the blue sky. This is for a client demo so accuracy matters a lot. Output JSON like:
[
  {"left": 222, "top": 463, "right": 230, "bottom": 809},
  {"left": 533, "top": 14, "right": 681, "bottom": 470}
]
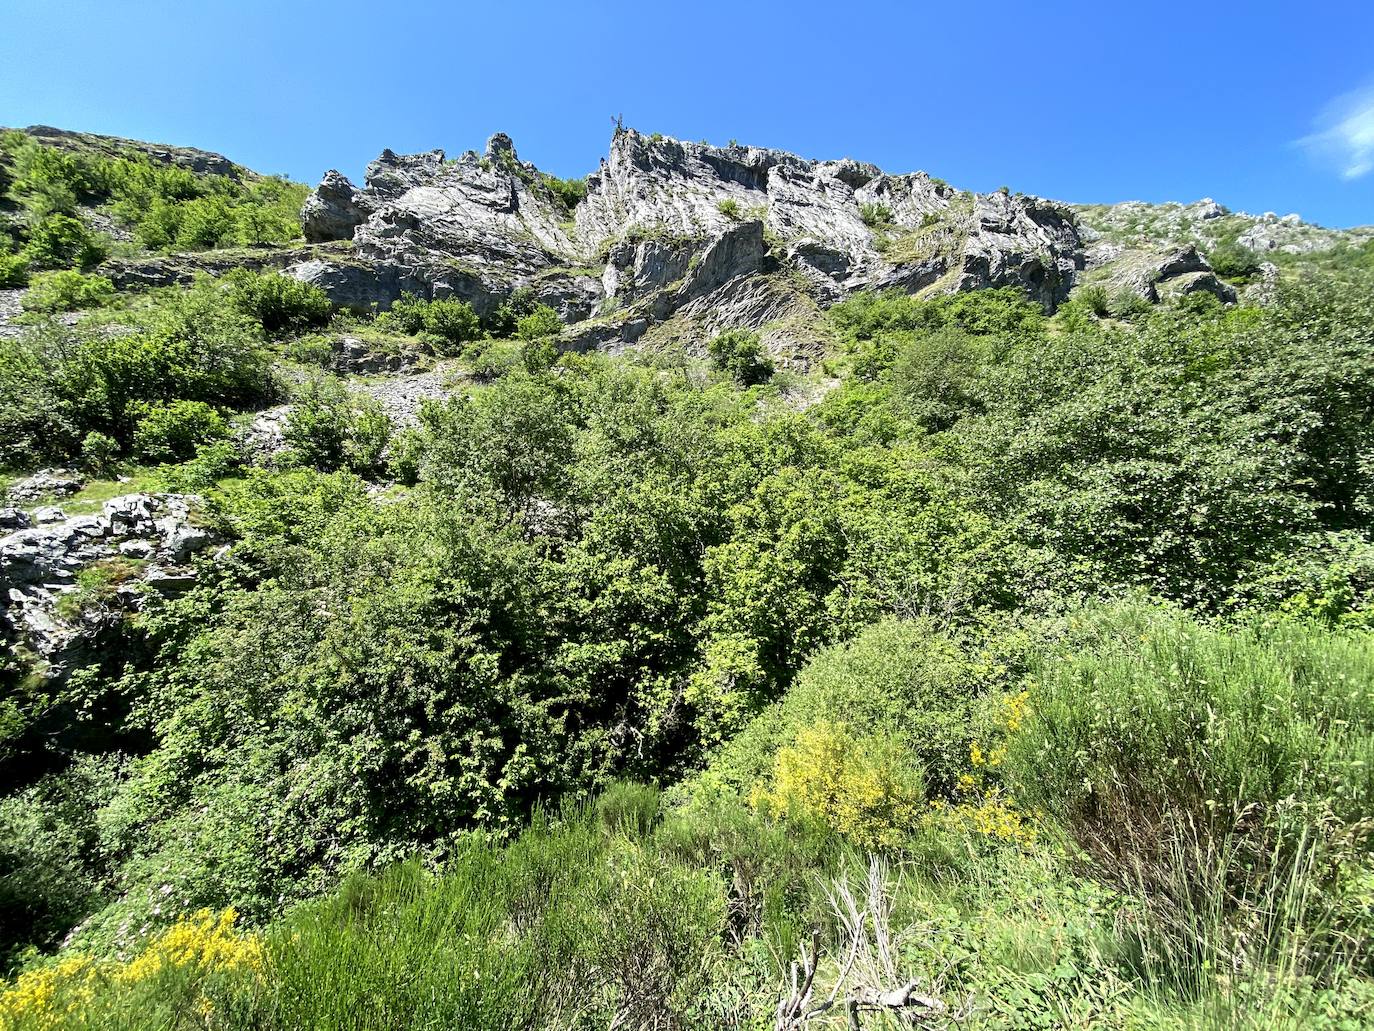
[{"left": 3, "top": 0, "right": 1373, "bottom": 227}]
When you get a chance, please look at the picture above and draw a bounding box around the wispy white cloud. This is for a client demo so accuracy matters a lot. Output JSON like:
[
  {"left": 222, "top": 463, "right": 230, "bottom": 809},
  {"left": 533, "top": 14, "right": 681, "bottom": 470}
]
[{"left": 1299, "top": 84, "right": 1374, "bottom": 179}]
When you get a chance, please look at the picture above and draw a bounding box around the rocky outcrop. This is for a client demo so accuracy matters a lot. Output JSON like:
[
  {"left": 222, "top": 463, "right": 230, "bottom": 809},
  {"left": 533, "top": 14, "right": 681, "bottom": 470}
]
[
  {"left": 575, "top": 131, "right": 1080, "bottom": 307},
  {"left": 1, "top": 494, "right": 215, "bottom": 679},
  {"left": 99, "top": 241, "right": 354, "bottom": 291},
  {"left": 1073, "top": 197, "right": 1374, "bottom": 268},
  {"left": 6, "top": 470, "right": 85, "bottom": 504},
  {"left": 301, "top": 170, "right": 373, "bottom": 243},
  {"left": 331, "top": 335, "right": 420, "bottom": 375},
  {"left": 291, "top": 134, "right": 591, "bottom": 317},
  {"left": 297, "top": 127, "right": 1304, "bottom": 358},
  {"left": 1082, "top": 244, "right": 1236, "bottom": 304}
]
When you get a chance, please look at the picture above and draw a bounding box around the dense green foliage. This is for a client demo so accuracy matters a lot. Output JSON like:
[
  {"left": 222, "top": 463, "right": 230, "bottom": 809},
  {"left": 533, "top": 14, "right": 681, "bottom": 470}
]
[
  {"left": 707, "top": 327, "right": 774, "bottom": 385},
  {"left": 541, "top": 173, "right": 588, "bottom": 211},
  {"left": 2, "top": 261, "right": 1373, "bottom": 1026},
  {"left": 224, "top": 269, "right": 331, "bottom": 337},
  {"left": 376, "top": 292, "right": 483, "bottom": 351},
  {"left": 22, "top": 270, "right": 115, "bottom": 313},
  {"left": 0, "top": 130, "right": 306, "bottom": 263},
  {"left": 0, "top": 279, "right": 275, "bottom": 465}
]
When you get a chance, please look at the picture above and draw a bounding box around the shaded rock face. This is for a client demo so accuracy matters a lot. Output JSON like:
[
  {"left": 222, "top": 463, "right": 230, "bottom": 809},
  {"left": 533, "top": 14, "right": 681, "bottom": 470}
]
[
  {"left": 301, "top": 170, "right": 373, "bottom": 243},
  {"left": 1, "top": 494, "right": 216, "bottom": 679},
  {"left": 291, "top": 128, "right": 1087, "bottom": 355}
]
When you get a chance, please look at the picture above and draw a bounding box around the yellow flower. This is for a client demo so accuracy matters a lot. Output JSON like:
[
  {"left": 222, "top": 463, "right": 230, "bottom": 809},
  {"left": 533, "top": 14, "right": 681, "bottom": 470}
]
[
  {"left": 924, "top": 785, "right": 1038, "bottom": 847},
  {"left": 120, "top": 908, "right": 264, "bottom": 984},
  {"left": 1002, "top": 690, "right": 1030, "bottom": 734},
  {"left": 754, "top": 721, "right": 923, "bottom": 848},
  {"left": 0, "top": 955, "right": 100, "bottom": 1030},
  {"left": 0, "top": 909, "right": 264, "bottom": 1028}
]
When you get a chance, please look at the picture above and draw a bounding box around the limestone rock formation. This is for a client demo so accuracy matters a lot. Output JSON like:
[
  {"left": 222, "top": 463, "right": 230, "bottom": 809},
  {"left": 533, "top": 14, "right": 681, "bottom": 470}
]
[
  {"left": 1082, "top": 244, "right": 1236, "bottom": 304},
  {"left": 0, "top": 494, "right": 215, "bottom": 678},
  {"left": 291, "top": 128, "right": 1087, "bottom": 356},
  {"left": 6, "top": 470, "right": 85, "bottom": 504},
  {"left": 301, "top": 170, "right": 374, "bottom": 243},
  {"left": 291, "top": 134, "right": 596, "bottom": 319}
]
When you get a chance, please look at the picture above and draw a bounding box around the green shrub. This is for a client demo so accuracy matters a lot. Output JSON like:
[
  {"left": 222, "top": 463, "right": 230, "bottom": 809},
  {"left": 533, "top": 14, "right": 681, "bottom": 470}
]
[
  {"left": 515, "top": 304, "right": 562, "bottom": 340},
  {"left": 829, "top": 286, "right": 1045, "bottom": 341},
  {"left": 422, "top": 296, "right": 482, "bottom": 346},
  {"left": 0, "top": 254, "right": 27, "bottom": 288},
  {"left": 1109, "top": 289, "right": 1153, "bottom": 319},
  {"left": 22, "top": 213, "right": 107, "bottom": 270},
  {"left": 1076, "top": 284, "right": 1111, "bottom": 316},
  {"left": 1004, "top": 602, "right": 1374, "bottom": 977},
  {"left": 716, "top": 198, "right": 742, "bottom": 220},
  {"left": 707, "top": 328, "right": 773, "bottom": 386},
  {"left": 542, "top": 173, "right": 587, "bottom": 211},
  {"left": 594, "top": 781, "right": 662, "bottom": 838},
  {"left": 173, "top": 195, "right": 237, "bottom": 249},
  {"left": 705, "top": 619, "right": 1003, "bottom": 805},
  {"left": 485, "top": 286, "right": 540, "bottom": 338},
  {"left": 80, "top": 430, "right": 119, "bottom": 476},
  {"left": 156, "top": 439, "right": 243, "bottom": 491},
  {"left": 0, "top": 758, "right": 122, "bottom": 971},
  {"left": 1005, "top": 604, "right": 1368, "bottom": 962},
  {"left": 132, "top": 400, "right": 230, "bottom": 462},
  {"left": 227, "top": 269, "right": 332, "bottom": 337},
  {"left": 22, "top": 270, "right": 115, "bottom": 312},
  {"left": 379, "top": 293, "right": 481, "bottom": 351},
  {"left": 0, "top": 135, "right": 306, "bottom": 256},
  {"left": 1209, "top": 239, "right": 1264, "bottom": 281},
  {"left": 521, "top": 337, "right": 559, "bottom": 374},
  {"left": 285, "top": 334, "right": 336, "bottom": 368},
  {"left": 0, "top": 279, "right": 275, "bottom": 459},
  {"left": 859, "top": 201, "right": 893, "bottom": 228},
  {"left": 888, "top": 326, "right": 989, "bottom": 431},
  {"left": 285, "top": 375, "right": 393, "bottom": 475},
  {"left": 1008, "top": 603, "right": 1374, "bottom": 840},
  {"left": 460, "top": 337, "right": 522, "bottom": 380}
]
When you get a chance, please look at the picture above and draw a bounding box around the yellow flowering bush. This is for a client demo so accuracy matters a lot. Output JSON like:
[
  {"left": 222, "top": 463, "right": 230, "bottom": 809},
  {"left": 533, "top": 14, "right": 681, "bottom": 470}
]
[
  {"left": 938, "top": 689, "right": 1038, "bottom": 847},
  {"left": 752, "top": 721, "right": 924, "bottom": 848},
  {"left": 0, "top": 955, "right": 99, "bottom": 1031},
  {"left": 926, "top": 788, "right": 1039, "bottom": 846},
  {"left": 0, "top": 908, "right": 263, "bottom": 1028},
  {"left": 118, "top": 908, "right": 265, "bottom": 984}
]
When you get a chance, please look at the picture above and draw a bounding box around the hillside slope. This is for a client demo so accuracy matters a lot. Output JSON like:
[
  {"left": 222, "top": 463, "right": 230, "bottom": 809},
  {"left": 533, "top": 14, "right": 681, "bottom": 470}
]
[{"left": 0, "top": 123, "right": 1372, "bottom": 1030}]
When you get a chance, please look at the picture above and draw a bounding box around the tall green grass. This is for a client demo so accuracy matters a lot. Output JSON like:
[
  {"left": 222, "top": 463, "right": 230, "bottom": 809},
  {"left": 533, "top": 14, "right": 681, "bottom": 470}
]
[{"left": 1006, "top": 603, "right": 1374, "bottom": 1018}]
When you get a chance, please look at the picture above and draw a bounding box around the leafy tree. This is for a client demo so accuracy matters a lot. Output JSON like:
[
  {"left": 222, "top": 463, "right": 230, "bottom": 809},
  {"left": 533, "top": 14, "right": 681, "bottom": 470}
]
[
  {"left": 707, "top": 329, "right": 773, "bottom": 386},
  {"left": 23, "top": 214, "right": 107, "bottom": 270},
  {"left": 227, "top": 269, "right": 332, "bottom": 337}
]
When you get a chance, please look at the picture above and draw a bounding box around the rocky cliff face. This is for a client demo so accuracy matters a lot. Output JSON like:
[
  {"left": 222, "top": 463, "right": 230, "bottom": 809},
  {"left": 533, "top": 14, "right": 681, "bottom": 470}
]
[{"left": 291, "top": 128, "right": 1090, "bottom": 357}]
